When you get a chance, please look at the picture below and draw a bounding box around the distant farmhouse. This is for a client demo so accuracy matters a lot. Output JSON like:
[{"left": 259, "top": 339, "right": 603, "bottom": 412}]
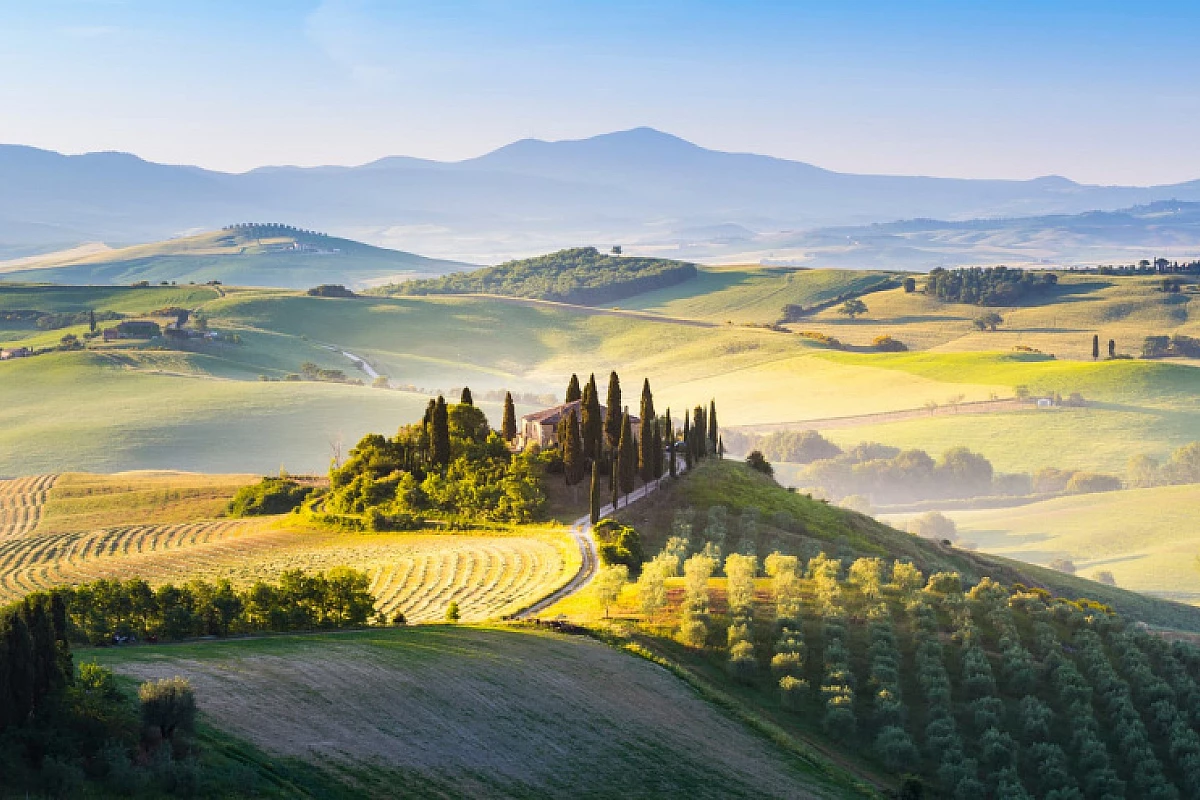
[
  {"left": 0, "top": 347, "right": 31, "bottom": 360},
  {"left": 518, "top": 400, "right": 639, "bottom": 449}
]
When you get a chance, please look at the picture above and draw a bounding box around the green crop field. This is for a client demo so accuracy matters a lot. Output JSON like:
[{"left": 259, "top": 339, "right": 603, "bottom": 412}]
[
  {"left": 87, "top": 626, "right": 840, "bottom": 799},
  {"left": 880, "top": 484, "right": 1200, "bottom": 604}
]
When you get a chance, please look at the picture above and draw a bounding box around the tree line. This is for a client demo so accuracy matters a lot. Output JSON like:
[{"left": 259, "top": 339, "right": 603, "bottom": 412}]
[{"left": 925, "top": 266, "right": 1058, "bottom": 306}]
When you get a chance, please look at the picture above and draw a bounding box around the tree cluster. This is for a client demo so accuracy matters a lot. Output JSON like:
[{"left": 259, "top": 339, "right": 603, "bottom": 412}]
[
  {"left": 387, "top": 247, "right": 698, "bottom": 306},
  {"left": 925, "top": 266, "right": 1058, "bottom": 306}
]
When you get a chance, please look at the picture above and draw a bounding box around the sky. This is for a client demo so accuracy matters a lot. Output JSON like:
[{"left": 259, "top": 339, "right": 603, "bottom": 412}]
[{"left": 0, "top": 0, "right": 1198, "bottom": 184}]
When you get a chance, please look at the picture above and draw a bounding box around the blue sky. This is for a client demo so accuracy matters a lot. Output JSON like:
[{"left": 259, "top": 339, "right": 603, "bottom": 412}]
[{"left": 1, "top": 1, "right": 1197, "bottom": 184}]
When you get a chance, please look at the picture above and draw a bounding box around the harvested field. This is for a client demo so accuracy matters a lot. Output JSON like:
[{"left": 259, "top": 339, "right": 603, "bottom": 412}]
[{"left": 0, "top": 474, "right": 57, "bottom": 538}]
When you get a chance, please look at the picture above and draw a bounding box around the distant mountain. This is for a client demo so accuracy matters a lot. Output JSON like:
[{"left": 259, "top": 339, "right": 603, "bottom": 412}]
[
  {"left": 0, "top": 224, "right": 470, "bottom": 289},
  {"left": 3, "top": 129, "right": 1200, "bottom": 263}
]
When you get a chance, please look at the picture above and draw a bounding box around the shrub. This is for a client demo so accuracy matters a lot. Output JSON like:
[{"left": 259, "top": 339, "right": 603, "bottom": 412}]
[
  {"left": 779, "top": 675, "right": 806, "bottom": 709},
  {"left": 445, "top": 601, "right": 460, "bottom": 623},
  {"left": 1064, "top": 472, "right": 1122, "bottom": 494},
  {"left": 745, "top": 450, "right": 773, "bottom": 476},
  {"left": 227, "top": 477, "right": 312, "bottom": 516},
  {"left": 873, "top": 335, "right": 908, "bottom": 352},
  {"left": 594, "top": 520, "right": 645, "bottom": 569},
  {"left": 908, "top": 511, "right": 957, "bottom": 542},
  {"left": 876, "top": 726, "right": 920, "bottom": 771},
  {"left": 139, "top": 678, "right": 196, "bottom": 743}
]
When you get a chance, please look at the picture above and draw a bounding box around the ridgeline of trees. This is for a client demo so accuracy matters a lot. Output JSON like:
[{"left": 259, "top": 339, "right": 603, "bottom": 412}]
[
  {"left": 381, "top": 247, "right": 698, "bottom": 305},
  {"left": 0, "top": 309, "right": 123, "bottom": 330},
  {"left": 925, "top": 266, "right": 1058, "bottom": 306}
]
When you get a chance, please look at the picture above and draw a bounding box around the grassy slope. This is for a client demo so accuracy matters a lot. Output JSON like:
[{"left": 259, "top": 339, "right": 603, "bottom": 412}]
[
  {"left": 620, "top": 266, "right": 894, "bottom": 324},
  {"left": 88, "top": 626, "right": 846, "bottom": 799},
  {"left": 607, "top": 460, "right": 1200, "bottom": 631},
  {"left": 880, "top": 484, "right": 1200, "bottom": 603},
  {"left": 0, "top": 229, "right": 469, "bottom": 290}
]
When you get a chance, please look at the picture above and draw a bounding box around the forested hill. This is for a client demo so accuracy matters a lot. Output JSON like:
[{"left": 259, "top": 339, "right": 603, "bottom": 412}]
[{"left": 377, "top": 247, "right": 698, "bottom": 305}]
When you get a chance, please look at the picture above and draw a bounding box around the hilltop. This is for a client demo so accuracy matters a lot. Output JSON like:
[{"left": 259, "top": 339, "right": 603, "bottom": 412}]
[
  {"left": 379, "top": 246, "right": 698, "bottom": 305},
  {"left": 0, "top": 223, "right": 471, "bottom": 289}
]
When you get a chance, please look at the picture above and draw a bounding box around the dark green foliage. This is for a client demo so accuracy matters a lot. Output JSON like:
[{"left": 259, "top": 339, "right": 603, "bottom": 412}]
[
  {"left": 745, "top": 450, "right": 773, "bottom": 476},
  {"left": 708, "top": 400, "right": 718, "bottom": 454},
  {"left": 639, "top": 379, "right": 657, "bottom": 484},
  {"left": 389, "top": 246, "right": 698, "bottom": 305},
  {"left": 227, "top": 477, "right": 312, "bottom": 517},
  {"left": 902, "top": 277, "right": 917, "bottom": 293},
  {"left": 589, "top": 462, "right": 601, "bottom": 524},
  {"left": 502, "top": 391, "right": 517, "bottom": 441},
  {"left": 664, "top": 408, "right": 676, "bottom": 478},
  {"left": 459, "top": 386, "right": 474, "bottom": 405},
  {"left": 926, "top": 266, "right": 1058, "bottom": 305},
  {"left": 581, "top": 374, "right": 604, "bottom": 462},
  {"left": 560, "top": 407, "right": 585, "bottom": 485},
  {"left": 306, "top": 284, "right": 356, "bottom": 298},
  {"left": 594, "top": 520, "right": 644, "bottom": 570},
  {"left": 139, "top": 677, "right": 196, "bottom": 742},
  {"left": 115, "top": 319, "right": 162, "bottom": 338},
  {"left": 431, "top": 395, "right": 451, "bottom": 467},
  {"left": 605, "top": 371, "right": 623, "bottom": 453},
  {"left": 617, "top": 412, "right": 636, "bottom": 497},
  {"left": 565, "top": 374, "right": 581, "bottom": 403}
]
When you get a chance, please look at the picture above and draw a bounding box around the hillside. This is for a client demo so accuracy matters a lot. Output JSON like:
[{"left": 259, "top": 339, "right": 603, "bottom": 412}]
[
  {"left": 380, "top": 246, "right": 698, "bottom": 305},
  {"left": 89, "top": 627, "right": 847, "bottom": 799},
  {"left": 6, "top": 131, "right": 1200, "bottom": 263},
  {"left": 0, "top": 224, "right": 470, "bottom": 290},
  {"left": 547, "top": 460, "right": 1200, "bottom": 797}
]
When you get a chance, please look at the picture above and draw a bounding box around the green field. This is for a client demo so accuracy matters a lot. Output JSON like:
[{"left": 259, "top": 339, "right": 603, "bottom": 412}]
[
  {"left": 880, "top": 484, "right": 1200, "bottom": 604},
  {"left": 88, "top": 626, "right": 843, "bottom": 799}
]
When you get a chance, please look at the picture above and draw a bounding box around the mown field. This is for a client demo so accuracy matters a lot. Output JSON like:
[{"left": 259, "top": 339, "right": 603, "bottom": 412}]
[
  {"left": 88, "top": 626, "right": 843, "bottom": 799},
  {"left": 881, "top": 484, "right": 1200, "bottom": 604},
  {"left": 0, "top": 472, "right": 577, "bottom": 622}
]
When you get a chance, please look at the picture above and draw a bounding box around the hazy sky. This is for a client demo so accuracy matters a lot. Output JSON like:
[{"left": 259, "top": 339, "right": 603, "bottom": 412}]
[{"left": 1, "top": 1, "right": 1197, "bottom": 184}]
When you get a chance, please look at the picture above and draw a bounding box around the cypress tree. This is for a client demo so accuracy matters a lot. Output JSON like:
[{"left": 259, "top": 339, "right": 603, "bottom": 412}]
[
  {"left": 581, "top": 376, "right": 603, "bottom": 462},
  {"left": 1092, "top": 335, "right": 1100, "bottom": 360},
  {"left": 693, "top": 405, "right": 707, "bottom": 459},
  {"left": 1108, "top": 339, "right": 1116, "bottom": 358},
  {"left": 611, "top": 463, "right": 619, "bottom": 508},
  {"left": 638, "top": 381, "right": 656, "bottom": 485},
  {"left": 589, "top": 461, "right": 601, "bottom": 524},
  {"left": 562, "top": 408, "right": 584, "bottom": 485},
  {"left": 604, "top": 372, "right": 623, "bottom": 453},
  {"left": 665, "top": 408, "right": 677, "bottom": 477},
  {"left": 88, "top": 309, "right": 97, "bottom": 333},
  {"left": 460, "top": 386, "right": 474, "bottom": 405},
  {"left": 502, "top": 392, "right": 518, "bottom": 441},
  {"left": 708, "top": 400, "right": 718, "bottom": 454},
  {"left": 718, "top": 435, "right": 725, "bottom": 459},
  {"left": 618, "top": 411, "right": 637, "bottom": 497},
  {"left": 653, "top": 422, "right": 665, "bottom": 478},
  {"left": 565, "top": 374, "right": 582, "bottom": 404},
  {"left": 682, "top": 414, "right": 693, "bottom": 469},
  {"left": 640, "top": 378, "right": 655, "bottom": 422},
  {"left": 432, "top": 395, "right": 450, "bottom": 467}
]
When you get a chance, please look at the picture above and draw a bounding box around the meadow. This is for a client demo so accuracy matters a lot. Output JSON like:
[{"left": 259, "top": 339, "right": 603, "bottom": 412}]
[
  {"left": 88, "top": 626, "right": 842, "bottom": 799},
  {"left": 880, "top": 484, "right": 1200, "bottom": 604}
]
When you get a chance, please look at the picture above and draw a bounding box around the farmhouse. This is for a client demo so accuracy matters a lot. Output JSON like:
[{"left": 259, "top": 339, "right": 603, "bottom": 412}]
[
  {"left": 518, "top": 400, "right": 639, "bottom": 449},
  {"left": 0, "top": 347, "right": 31, "bottom": 360}
]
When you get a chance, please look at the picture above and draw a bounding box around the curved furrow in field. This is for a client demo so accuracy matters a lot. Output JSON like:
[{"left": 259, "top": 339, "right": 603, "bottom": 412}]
[{"left": 0, "top": 474, "right": 58, "bottom": 538}]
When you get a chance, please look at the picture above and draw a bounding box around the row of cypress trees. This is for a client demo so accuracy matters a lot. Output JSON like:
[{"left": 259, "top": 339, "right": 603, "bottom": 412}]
[{"left": 0, "top": 592, "right": 72, "bottom": 733}]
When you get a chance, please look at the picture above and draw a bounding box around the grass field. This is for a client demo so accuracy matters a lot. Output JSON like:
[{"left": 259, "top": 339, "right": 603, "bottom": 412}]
[
  {"left": 0, "top": 472, "right": 578, "bottom": 621},
  {"left": 880, "top": 484, "right": 1200, "bottom": 604},
  {"left": 88, "top": 626, "right": 842, "bottom": 799}
]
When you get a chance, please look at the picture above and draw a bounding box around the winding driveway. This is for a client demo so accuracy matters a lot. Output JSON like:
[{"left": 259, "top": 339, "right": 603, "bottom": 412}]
[{"left": 516, "top": 468, "right": 680, "bottom": 619}]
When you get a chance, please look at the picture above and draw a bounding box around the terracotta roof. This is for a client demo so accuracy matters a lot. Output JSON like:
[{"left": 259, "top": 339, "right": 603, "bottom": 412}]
[{"left": 521, "top": 400, "right": 640, "bottom": 426}]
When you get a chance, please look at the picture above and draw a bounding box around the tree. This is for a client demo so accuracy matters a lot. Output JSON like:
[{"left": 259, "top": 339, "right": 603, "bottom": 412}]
[
  {"left": 903, "top": 277, "right": 917, "bottom": 293},
  {"left": 88, "top": 309, "right": 97, "bottom": 333},
  {"left": 593, "top": 565, "right": 628, "bottom": 618},
  {"left": 502, "top": 392, "right": 518, "bottom": 441},
  {"left": 431, "top": 395, "right": 450, "bottom": 467},
  {"left": 139, "top": 677, "right": 196, "bottom": 742},
  {"left": 636, "top": 558, "right": 668, "bottom": 617},
  {"left": 708, "top": 400, "right": 718, "bottom": 454},
  {"left": 972, "top": 312, "right": 1004, "bottom": 331},
  {"left": 1092, "top": 334, "right": 1100, "bottom": 360},
  {"left": 908, "top": 511, "right": 957, "bottom": 542},
  {"left": 617, "top": 412, "right": 637, "bottom": 498},
  {"left": 838, "top": 298, "right": 868, "bottom": 318},
  {"left": 565, "top": 374, "right": 582, "bottom": 404},
  {"left": 604, "top": 371, "right": 622, "bottom": 453},
  {"left": 445, "top": 601, "right": 460, "bottom": 622},
  {"left": 1108, "top": 339, "right": 1116, "bottom": 358},
  {"left": 682, "top": 414, "right": 693, "bottom": 470},
  {"left": 581, "top": 375, "right": 603, "bottom": 462},
  {"left": 639, "top": 380, "right": 657, "bottom": 484},
  {"left": 589, "top": 461, "right": 601, "bottom": 524},
  {"left": 746, "top": 450, "right": 773, "bottom": 476},
  {"left": 664, "top": 409, "right": 676, "bottom": 477},
  {"left": 560, "top": 408, "right": 584, "bottom": 485},
  {"left": 459, "top": 386, "right": 474, "bottom": 405}
]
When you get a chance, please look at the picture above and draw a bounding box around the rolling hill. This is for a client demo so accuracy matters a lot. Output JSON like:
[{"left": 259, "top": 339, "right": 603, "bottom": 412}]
[
  {"left": 0, "top": 224, "right": 471, "bottom": 290},
  {"left": 6, "top": 129, "right": 1200, "bottom": 263}
]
